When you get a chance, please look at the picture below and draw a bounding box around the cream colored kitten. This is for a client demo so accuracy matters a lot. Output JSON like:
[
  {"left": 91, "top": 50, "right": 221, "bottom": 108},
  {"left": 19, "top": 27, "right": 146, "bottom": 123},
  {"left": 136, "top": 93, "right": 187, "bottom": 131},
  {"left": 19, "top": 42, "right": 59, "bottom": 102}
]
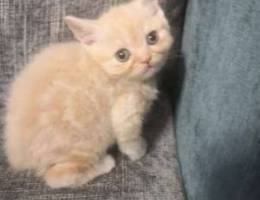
[{"left": 4, "top": 0, "right": 173, "bottom": 188}]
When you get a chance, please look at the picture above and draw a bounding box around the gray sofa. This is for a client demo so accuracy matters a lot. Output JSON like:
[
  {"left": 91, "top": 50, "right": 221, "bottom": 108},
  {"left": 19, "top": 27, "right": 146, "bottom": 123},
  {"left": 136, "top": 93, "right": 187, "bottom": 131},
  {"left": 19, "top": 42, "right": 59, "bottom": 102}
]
[{"left": 0, "top": 0, "right": 186, "bottom": 199}]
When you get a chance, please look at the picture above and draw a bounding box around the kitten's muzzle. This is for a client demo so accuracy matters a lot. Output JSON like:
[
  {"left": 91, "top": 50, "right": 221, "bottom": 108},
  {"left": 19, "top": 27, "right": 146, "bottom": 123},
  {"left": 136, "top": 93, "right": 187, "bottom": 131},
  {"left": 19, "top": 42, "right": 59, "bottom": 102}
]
[{"left": 139, "top": 55, "right": 152, "bottom": 65}]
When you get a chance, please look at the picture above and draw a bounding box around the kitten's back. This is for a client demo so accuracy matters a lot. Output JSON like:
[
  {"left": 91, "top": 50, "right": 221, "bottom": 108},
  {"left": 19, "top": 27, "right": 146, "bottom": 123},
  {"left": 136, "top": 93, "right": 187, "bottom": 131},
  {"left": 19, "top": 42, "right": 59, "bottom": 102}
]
[
  {"left": 7, "top": 42, "right": 84, "bottom": 113},
  {"left": 5, "top": 42, "right": 106, "bottom": 170}
]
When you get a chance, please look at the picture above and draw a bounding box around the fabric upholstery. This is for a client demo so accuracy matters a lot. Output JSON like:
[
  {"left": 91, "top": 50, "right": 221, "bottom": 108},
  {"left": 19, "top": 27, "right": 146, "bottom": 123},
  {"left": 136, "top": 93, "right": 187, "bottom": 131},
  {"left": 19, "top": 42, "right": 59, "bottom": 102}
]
[
  {"left": 176, "top": 0, "right": 260, "bottom": 199},
  {"left": 0, "top": 0, "right": 185, "bottom": 199}
]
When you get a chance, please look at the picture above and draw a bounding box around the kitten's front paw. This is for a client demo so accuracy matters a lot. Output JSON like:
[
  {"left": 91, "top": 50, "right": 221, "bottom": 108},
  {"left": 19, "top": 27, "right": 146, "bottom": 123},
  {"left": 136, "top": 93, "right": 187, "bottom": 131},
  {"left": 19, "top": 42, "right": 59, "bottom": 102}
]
[{"left": 119, "top": 137, "right": 147, "bottom": 161}]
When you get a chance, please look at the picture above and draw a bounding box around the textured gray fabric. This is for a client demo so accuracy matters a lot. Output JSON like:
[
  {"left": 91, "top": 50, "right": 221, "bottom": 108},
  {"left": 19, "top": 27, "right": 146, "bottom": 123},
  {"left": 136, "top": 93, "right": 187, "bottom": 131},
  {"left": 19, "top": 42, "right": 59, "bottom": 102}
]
[
  {"left": 176, "top": 0, "right": 260, "bottom": 199},
  {"left": 0, "top": 0, "right": 185, "bottom": 199}
]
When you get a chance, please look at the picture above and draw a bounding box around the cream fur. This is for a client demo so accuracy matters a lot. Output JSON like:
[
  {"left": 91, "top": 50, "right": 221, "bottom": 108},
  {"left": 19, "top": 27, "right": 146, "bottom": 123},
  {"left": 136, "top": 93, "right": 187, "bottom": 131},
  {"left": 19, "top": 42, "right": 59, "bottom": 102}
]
[{"left": 4, "top": 0, "right": 173, "bottom": 188}]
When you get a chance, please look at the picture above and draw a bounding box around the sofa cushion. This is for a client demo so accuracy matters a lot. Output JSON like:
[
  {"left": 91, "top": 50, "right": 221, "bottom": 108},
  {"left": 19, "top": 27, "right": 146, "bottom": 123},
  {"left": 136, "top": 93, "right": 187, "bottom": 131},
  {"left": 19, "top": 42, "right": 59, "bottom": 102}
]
[{"left": 177, "top": 0, "right": 260, "bottom": 199}]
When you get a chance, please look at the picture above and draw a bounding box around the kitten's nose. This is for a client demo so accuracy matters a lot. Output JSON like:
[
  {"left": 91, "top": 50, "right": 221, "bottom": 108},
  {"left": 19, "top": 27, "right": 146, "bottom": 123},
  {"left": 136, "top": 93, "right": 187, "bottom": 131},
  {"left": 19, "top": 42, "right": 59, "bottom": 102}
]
[{"left": 139, "top": 55, "right": 152, "bottom": 64}]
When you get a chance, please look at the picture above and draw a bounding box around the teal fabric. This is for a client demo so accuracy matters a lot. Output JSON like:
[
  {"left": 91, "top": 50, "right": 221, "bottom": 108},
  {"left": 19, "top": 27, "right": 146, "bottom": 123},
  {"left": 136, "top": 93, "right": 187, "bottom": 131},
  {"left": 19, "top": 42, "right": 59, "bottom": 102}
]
[{"left": 176, "top": 0, "right": 260, "bottom": 199}]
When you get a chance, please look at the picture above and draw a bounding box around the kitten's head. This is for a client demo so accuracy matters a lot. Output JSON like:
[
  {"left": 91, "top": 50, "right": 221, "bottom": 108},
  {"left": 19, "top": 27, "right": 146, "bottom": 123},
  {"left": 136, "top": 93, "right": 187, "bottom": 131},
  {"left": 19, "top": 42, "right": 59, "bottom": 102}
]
[{"left": 65, "top": 0, "right": 173, "bottom": 81}]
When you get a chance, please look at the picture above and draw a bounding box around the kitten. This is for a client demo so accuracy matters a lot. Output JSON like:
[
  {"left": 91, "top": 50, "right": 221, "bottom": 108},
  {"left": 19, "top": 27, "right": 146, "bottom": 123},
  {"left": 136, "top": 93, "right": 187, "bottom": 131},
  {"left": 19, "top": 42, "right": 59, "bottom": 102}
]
[{"left": 4, "top": 0, "right": 173, "bottom": 188}]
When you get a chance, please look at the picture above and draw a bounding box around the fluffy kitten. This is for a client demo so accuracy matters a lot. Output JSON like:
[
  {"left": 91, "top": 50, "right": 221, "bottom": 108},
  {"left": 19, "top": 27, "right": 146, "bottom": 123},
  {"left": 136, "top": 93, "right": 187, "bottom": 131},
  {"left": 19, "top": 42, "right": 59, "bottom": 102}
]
[{"left": 4, "top": 0, "right": 173, "bottom": 188}]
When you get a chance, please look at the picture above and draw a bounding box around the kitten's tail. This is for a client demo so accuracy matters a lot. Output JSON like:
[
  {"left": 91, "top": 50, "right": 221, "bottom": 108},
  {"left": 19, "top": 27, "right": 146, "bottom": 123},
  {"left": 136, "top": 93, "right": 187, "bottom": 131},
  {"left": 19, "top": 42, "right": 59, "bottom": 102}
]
[{"left": 43, "top": 155, "right": 115, "bottom": 188}]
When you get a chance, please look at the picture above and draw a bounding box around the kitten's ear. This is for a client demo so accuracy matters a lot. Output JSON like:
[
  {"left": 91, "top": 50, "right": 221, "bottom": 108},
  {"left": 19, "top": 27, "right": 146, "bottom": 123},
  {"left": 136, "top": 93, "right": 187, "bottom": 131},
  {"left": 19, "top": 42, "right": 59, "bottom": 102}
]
[
  {"left": 64, "top": 16, "right": 101, "bottom": 45},
  {"left": 140, "top": 0, "right": 161, "bottom": 15}
]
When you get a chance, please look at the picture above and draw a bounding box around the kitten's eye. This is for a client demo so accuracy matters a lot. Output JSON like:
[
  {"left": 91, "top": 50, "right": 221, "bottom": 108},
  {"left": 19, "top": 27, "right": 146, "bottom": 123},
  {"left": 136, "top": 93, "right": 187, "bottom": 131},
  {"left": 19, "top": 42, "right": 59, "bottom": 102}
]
[
  {"left": 146, "top": 30, "right": 159, "bottom": 45},
  {"left": 115, "top": 48, "right": 131, "bottom": 62}
]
